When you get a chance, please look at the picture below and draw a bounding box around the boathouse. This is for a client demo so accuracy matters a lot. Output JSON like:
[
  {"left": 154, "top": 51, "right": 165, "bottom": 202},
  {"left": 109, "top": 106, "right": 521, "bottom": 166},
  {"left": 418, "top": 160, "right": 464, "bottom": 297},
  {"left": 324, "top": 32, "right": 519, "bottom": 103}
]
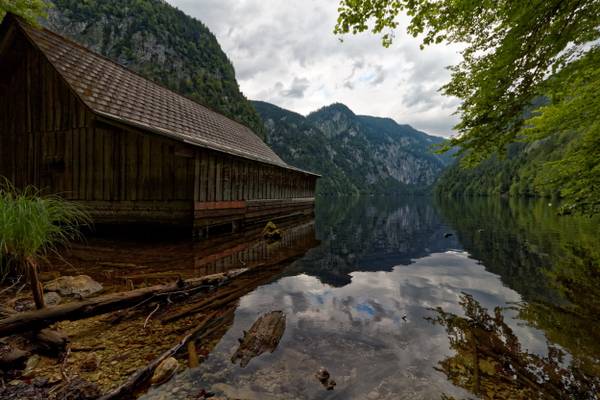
[{"left": 0, "top": 14, "right": 318, "bottom": 233}]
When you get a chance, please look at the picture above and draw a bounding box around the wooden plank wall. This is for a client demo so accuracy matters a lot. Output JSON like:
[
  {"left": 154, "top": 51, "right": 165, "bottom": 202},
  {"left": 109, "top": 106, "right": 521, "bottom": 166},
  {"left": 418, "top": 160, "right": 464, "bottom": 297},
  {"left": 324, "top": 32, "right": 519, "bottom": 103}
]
[{"left": 194, "top": 149, "right": 316, "bottom": 202}]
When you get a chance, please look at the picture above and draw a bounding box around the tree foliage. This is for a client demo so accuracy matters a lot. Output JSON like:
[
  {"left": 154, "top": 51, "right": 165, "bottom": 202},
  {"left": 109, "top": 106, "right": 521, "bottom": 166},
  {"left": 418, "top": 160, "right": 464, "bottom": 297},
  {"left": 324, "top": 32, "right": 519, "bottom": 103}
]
[
  {"left": 0, "top": 0, "right": 48, "bottom": 25},
  {"left": 335, "top": 0, "right": 600, "bottom": 214}
]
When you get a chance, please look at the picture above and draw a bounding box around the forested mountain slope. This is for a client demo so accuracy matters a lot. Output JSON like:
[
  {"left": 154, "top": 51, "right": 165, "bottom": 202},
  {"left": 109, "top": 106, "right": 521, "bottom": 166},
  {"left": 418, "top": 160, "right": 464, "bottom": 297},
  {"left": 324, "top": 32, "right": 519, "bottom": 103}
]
[
  {"left": 435, "top": 132, "right": 576, "bottom": 200},
  {"left": 254, "top": 101, "right": 450, "bottom": 195},
  {"left": 44, "top": 0, "right": 265, "bottom": 138}
]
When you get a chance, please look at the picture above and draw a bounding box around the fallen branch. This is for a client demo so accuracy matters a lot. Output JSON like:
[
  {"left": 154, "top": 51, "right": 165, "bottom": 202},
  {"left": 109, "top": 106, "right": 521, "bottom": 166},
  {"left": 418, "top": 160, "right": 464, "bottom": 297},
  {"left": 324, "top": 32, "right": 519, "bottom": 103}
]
[
  {"left": 161, "top": 274, "right": 273, "bottom": 324},
  {"left": 0, "top": 275, "right": 23, "bottom": 296},
  {"left": 0, "top": 269, "right": 247, "bottom": 337},
  {"left": 143, "top": 304, "right": 160, "bottom": 329}
]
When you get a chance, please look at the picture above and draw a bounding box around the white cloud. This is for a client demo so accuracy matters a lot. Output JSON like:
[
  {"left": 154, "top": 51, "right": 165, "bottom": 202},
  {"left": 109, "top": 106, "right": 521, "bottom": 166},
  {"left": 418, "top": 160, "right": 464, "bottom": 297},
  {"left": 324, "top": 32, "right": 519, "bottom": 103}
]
[{"left": 167, "top": 0, "right": 463, "bottom": 137}]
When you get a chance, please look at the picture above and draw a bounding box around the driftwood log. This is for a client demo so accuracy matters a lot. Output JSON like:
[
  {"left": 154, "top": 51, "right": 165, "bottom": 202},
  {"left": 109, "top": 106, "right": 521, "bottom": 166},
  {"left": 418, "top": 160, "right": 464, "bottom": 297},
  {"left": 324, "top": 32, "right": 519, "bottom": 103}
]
[
  {"left": 0, "top": 269, "right": 247, "bottom": 337},
  {"left": 231, "top": 310, "right": 286, "bottom": 368}
]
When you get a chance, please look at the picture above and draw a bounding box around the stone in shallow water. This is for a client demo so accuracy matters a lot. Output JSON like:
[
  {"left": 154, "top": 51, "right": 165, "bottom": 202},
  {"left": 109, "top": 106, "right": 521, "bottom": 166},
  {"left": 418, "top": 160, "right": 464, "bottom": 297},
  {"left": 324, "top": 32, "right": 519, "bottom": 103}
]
[
  {"left": 151, "top": 357, "right": 179, "bottom": 385},
  {"left": 13, "top": 292, "right": 62, "bottom": 311},
  {"left": 44, "top": 275, "right": 103, "bottom": 298}
]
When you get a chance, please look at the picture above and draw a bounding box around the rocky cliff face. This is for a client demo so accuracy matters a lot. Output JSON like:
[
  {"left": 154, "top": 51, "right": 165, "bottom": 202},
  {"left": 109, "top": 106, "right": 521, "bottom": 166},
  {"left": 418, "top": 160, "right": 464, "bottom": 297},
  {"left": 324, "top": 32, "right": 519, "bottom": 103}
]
[
  {"left": 43, "top": 0, "right": 265, "bottom": 138},
  {"left": 254, "top": 101, "right": 450, "bottom": 195}
]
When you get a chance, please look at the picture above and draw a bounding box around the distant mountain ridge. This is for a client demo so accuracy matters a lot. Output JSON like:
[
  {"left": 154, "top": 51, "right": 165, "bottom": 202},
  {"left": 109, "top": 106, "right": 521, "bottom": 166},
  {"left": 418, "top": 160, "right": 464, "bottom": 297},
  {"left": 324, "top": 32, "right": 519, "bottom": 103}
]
[
  {"left": 254, "top": 101, "right": 450, "bottom": 195},
  {"left": 43, "top": 0, "right": 265, "bottom": 138}
]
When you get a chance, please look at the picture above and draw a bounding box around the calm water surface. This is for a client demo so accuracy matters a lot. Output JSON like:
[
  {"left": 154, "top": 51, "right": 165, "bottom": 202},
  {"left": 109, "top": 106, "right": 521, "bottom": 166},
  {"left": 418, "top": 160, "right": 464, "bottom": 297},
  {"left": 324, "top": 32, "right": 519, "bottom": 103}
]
[{"left": 141, "top": 196, "right": 600, "bottom": 400}]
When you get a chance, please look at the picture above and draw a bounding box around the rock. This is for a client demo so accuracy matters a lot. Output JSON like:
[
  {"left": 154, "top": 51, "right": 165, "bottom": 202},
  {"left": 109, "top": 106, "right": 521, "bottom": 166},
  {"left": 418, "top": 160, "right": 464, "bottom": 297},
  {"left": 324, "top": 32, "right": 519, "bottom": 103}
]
[
  {"left": 231, "top": 310, "right": 286, "bottom": 368},
  {"left": 326, "top": 379, "right": 336, "bottom": 390},
  {"left": 22, "top": 355, "right": 41, "bottom": 378},
  {"left": 13, "top": 292, "right": 62, "bottom": 312},
  {"left": 44, "top": 275, "right": 103, "bottom": 298},
  {"left": 44, "top": 292, "right": 62, "bottom": 306},
  {"left": 150, "top": 357, "right": 179, "bottom": 385},
  {"left": 34, "top": 329, "right": 69, "bottom": 352},
  {"left": 262, "top": 221, "right": 282, "bottom": 241},
  {"left": 80, "top": 354, "right": 99, "bottom": 372},
  {"left": 315, "top": 367, "right": 336, "bottom": 391},
  {"left": 0, "top": 343, "right": 29, "bottom": 367},
  {"left": 315, "top": 367, "right": 330, "bottom": 383}
]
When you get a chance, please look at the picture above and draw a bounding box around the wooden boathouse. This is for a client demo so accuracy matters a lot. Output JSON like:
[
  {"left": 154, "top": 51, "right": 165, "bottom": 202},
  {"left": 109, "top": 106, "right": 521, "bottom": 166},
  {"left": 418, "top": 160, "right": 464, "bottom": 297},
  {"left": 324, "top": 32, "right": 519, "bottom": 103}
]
[{"left": 0, "top": 14, "right": 318, "bottom": 234}]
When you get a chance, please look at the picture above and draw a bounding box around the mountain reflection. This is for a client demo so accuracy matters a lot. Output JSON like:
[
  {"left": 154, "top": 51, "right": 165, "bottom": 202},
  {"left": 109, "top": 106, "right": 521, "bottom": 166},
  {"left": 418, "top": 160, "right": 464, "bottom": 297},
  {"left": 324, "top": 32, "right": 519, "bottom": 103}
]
[{"left": 286, "top": 196, "right": 458, "bottom": 286}]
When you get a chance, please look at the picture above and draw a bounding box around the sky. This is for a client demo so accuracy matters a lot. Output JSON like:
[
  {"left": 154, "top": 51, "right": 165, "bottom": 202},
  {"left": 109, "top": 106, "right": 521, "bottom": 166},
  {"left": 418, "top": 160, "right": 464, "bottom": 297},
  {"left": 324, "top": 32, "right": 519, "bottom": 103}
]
[{"left": 166, "top": 0, "right": 463, "bottom": 137}]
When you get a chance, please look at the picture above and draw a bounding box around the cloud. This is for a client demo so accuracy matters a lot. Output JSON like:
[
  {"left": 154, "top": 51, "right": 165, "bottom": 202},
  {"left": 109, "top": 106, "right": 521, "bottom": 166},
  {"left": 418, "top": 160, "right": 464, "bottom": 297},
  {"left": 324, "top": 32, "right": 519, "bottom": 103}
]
[
  {"left": 166, "top": 0, "right": 463, "bottom": 137},
  {"left": 280, "top": 77, "right": 310, "bottom": 98}
]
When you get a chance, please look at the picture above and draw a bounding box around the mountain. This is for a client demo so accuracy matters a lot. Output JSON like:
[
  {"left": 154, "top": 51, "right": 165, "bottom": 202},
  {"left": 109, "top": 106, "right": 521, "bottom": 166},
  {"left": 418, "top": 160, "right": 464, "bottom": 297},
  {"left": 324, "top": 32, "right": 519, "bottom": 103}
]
[
  {"left": 43, "top": 0, "right": 265, "bottom": 138},
  {"left": 254, "top": 101, "right": 450, "bottom": 195}
]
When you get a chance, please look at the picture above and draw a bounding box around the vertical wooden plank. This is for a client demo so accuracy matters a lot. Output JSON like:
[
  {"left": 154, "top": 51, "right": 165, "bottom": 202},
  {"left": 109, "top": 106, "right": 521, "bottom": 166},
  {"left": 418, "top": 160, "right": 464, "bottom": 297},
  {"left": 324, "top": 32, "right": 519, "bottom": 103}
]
[
  {"left": 93, "top": 127, "right": 104, "bottom": 200},
  {"left": 242, "top": 162, "right": 248, "bottom": 200},
  {"left": 231, "top": 160, "right": 237, "bottom": 201},
  {"left": 248, "top": 164, "right": 253, "bottom": 200},
  {"left": 140, "top": 135, "right": 151, "bottom": 200},
  {"left": 53, "top": 71, "right": 62, "bottom": 131},
  {"left": 126, "top": 130, "right": 138, "bottom": 201},
  {"left": 149, "top": 139, "right": 162, "bottom": 200},
  {"left": 64, "top": 130, "right": 73, "bottom": 197},
  {"left": 193, "top": 151, "right": 200, "bottom": 202},
  {"left": 207, "top": 153, "right": 215, "bottom": 202},
  {"left": 199, "top": 150, "right": 208, "bottom": 202},
  {"left": 114, "top": 128, "right": 127, "bottom": 200},
  {"left": 71, "top": 128, "right": 79, "bottom": 199},
  {"left": 103, "top": 129, "right": 113, "bottom": 200},
  {"left": 223, "top": 158, "right": 230, "bottom": 201},
  {"left": 163, "top": 144, "right": 174, "bottom": 200},
  {"left": 215, "top": 155, "right": 222, "bottom": 202},
  {"left": 79, "top": 128, "right": 87, "bottom": 199}
]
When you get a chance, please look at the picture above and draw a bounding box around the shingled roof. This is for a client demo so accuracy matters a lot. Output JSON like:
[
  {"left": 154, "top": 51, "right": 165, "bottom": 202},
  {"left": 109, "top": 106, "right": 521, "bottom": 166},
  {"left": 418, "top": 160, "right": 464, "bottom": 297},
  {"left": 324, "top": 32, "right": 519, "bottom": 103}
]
[{"left": 11, "top": 16, "right": 314, "bottom": 174}]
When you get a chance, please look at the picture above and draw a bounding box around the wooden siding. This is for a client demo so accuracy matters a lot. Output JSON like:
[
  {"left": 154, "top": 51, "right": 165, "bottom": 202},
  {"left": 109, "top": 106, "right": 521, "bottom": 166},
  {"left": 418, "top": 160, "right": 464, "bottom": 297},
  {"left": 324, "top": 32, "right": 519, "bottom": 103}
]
[{"left": 0, "top": 28, "right": 316, "bottom": 229}]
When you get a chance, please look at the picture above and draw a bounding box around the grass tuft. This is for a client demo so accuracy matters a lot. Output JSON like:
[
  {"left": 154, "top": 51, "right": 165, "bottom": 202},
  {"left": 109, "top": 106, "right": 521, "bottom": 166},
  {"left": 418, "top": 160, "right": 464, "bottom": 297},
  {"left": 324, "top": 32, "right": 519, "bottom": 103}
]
[{"left": 0, "top": 179, "right": 91, "bottom": 280}]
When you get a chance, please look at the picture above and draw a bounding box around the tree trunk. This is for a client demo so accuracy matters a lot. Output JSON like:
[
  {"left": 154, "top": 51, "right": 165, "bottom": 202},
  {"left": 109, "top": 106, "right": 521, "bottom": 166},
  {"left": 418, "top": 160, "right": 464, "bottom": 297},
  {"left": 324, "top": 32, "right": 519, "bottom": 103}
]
[
  {"left": 0, "top": 268, "right": 247, "bottom": 337},
  {"left": 27, "top": 258, "right": 45, "bottom": 310}
]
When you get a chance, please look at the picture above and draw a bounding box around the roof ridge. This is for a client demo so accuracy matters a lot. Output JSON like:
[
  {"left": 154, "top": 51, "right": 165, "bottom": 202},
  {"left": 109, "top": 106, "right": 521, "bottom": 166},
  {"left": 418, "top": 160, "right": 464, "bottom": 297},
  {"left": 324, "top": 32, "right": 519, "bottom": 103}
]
[{"left": 14, "top": 15, "right": 263, "bottom": 139}]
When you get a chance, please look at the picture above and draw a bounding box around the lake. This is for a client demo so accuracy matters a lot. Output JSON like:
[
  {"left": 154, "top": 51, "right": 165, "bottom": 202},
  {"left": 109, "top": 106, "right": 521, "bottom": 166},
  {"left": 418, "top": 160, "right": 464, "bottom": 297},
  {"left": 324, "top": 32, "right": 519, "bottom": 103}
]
[{"left": 132, "top": 196, "right": 600, "bottom": 400}]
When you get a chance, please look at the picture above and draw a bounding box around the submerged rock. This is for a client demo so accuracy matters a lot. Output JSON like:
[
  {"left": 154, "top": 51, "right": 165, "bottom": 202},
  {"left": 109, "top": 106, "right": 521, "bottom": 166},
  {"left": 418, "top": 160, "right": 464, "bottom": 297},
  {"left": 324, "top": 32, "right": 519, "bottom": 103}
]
[
  {"left": 22, "top": 355, "right": 41, "bottom": 378},
  {"left": 231, "top": 310, "right": 286, "bottom": 368},
  {"left": 44, "top": 275, "right": 103, "bottom": 298},
  {"left": 0, "top": 343, "right": 29, "bottom": 367},
  {"left": 262, "top": 221, "right": 282, "bottom": 241},
  {"left": 315, "top": 367, "right": 330, "bottom": 383},
  {"left": 79, "top": 354, "right": 99, "bottom": 372},
  {"left": 315, "top": 367, "right": 336, "bottom": 390},
  {"left": 151, "top": 357, "right": 179, "bottom": 385}
]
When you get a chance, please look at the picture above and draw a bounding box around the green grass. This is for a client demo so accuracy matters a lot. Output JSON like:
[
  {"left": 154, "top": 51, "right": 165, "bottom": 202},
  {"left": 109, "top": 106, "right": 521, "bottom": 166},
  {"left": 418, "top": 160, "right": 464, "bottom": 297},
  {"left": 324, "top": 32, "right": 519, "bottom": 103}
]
[{"left": 0, "top": 180, "right": 91, "bottom": 280}]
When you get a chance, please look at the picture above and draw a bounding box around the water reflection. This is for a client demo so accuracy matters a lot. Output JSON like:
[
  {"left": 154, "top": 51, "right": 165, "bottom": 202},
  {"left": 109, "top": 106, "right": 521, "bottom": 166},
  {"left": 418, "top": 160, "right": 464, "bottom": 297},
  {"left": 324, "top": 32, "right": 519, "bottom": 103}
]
[
  {"left": 428, "top": 293, "right": 599, "bottom": 399},
  {"left": 287, "top": 196, "right": 460, "bottom": 286},
  {"left": 139, "top": 196, "right": 599, "bottom": 400}
]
